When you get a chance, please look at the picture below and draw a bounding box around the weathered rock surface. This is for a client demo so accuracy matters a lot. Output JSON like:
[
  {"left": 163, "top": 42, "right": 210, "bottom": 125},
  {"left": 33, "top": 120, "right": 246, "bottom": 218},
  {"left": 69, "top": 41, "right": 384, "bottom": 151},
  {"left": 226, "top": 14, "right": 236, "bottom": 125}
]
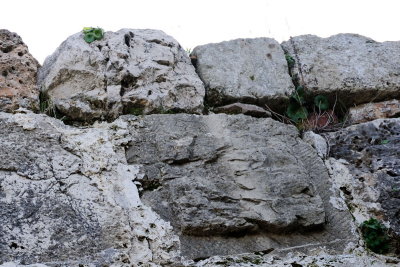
[
  {"left": 0, "top": 112, "right": 179, "bottom": 266},
  {"left": 282, "top": 34, "right": 400, "bottom": 106},
  {"left": 125, "top": 114, "right": 356, "bottom": 259},
  {"left": 188, "top": 250, "right": 399, "bottom": 267},
  {"left": 213, "top": 102, "right": 271, "bottom": 117},
  {"left": 302, "top": 131, "right": 328, "bottom": 159},
  {"left": 4, "top": 29, "right": 400, "bottom": 266},
  {"left": 38, "top": 29, "right": 205, "bottom": 122},
  {"left": 0, "top": 30, "right": 39, "bottom": 112},
  {"left": 324, "top": 119, "right": 400, "bottom": 240},
  {"left": 192, "top": 38, "right": 294, "bottom": 109},
  {"left": 348, "top": 99, "right": 400, "bottom": 124}
]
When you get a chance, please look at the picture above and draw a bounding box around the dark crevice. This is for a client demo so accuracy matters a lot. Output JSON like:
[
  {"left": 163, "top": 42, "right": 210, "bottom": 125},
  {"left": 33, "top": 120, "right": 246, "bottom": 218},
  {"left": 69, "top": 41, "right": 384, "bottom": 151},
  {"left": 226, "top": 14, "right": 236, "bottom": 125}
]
[
  {"left": 124, "top": 34, "right": 131, "bottom": 47},
  {"left": 1, "top": 46, "right": 13, "bottom": 53},
  {"left": 387, "top": 170, "right": 398, "bottom": 177},
  {"left": 154, "top": 60, "right": 171, "bottom": 66},
  {"left": 120, "top": 74, "right": 138, "bottom": 96},
  {"left": 9, "top": 242, "right": 24, "bottom": 250}
]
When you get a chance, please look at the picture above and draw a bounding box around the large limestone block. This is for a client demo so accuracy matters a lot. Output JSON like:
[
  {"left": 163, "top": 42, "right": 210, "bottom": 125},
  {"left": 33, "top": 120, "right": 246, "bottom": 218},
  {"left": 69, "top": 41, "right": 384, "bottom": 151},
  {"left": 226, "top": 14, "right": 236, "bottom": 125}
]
[
  {"left": 324, "top": 119, "right": 400, "bottom": 239},
  {"left": 38, "top": 29, "right": 205, "bottom": 122},
  {"left": 191, "top": 38, "right": 294, "bottom": 109},
  {"left": 0, "top": 30, "right": 40, "bottom": 112},
  {"left": 125, "top": 114, "right": 357, "bottom": 259},
  {"left": 282, "top": 34, "right": 400, "bottom": 105},
  {"left": 0, "top": 112, "right": 179, "bottom": 266}
]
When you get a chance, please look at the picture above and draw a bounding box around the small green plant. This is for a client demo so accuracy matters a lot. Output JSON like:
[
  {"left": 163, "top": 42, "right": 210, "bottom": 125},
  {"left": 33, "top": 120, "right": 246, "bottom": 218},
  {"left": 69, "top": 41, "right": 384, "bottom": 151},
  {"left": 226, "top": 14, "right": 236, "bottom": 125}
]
[
  {"left": 39, "top": 91, "right": 56, "bottom": 117},
  {"left": 314, "top": 95, "right": 329, "bottom": 111},
  {"left": 127, "top": 107, "right": 144, "bottom": 116},
  {"left": 285, "top": 54, "right": 295, "bottom": 69},
  {"left": 185, "top": 47, "right": 192, "bottom": 55},
  {"left": 82, "top": 27, "right": 104, "bottom": 43},
  {"left": 380, "top": 139, "right": 390, "bottom": 145},
  {"left": 360, "top": 218, "right": 389, "bottom": 254},
  {"left": 285, "top": 86, "right": 331, "bottom": 124},
  {"left": 286, "top": 86, "right": 307, "bottom": 122}
]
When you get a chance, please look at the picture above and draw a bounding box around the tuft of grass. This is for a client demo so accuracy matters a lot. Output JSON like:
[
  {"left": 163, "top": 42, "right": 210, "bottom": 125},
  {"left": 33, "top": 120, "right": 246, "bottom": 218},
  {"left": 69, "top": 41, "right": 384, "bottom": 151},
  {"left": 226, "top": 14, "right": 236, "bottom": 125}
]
[
  {"left": 285, "top": 53, "right": 295, "bottom": 69},
  {"left": 39, "top": 91, "right": 56, "bottom": 117}
]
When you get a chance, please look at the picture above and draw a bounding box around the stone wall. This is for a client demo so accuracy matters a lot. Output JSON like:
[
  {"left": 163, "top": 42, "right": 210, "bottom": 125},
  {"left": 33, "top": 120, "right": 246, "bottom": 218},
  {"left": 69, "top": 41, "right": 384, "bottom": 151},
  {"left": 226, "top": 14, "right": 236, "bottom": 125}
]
[{"left": 0, "top": 29, "right": 399, "bottom": 266}]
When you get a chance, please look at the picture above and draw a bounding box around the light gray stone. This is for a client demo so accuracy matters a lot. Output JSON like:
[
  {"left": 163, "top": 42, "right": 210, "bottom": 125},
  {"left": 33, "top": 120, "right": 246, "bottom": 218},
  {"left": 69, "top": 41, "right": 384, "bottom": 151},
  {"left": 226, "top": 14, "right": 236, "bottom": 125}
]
[
  {"left": 302, "top": 131, "right": 328, "bottom": 159},
  {"left": 188, "top": 250, "right": 399, "bottom": 267},
  {"left": 0, "top": 112, "right": 179, "bottom": 266},
  {"left": 191, "top": 38, "right": 294, "bottom": 109},
  {"left": 282, "top": 34, "right": 400, "bottom": 106},
  {"left": 38, "top": 29, "right": 205, "bottom": 122},
  {"left": 124, "top": 114, "right": 357, "bottom": 259}
]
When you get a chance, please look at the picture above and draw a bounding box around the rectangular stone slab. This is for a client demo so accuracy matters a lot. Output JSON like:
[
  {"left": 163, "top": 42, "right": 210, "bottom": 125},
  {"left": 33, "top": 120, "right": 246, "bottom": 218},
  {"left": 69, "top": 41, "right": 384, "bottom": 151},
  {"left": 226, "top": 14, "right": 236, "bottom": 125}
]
[
  {"left": 281, "top": 34, "right": 400, "bottom": 106},
  {"left": 192, "top": 38, "right": 294, "bottom": 110},
  {"left": 125, "top": 114, "right": 357, "bottom": 259}
]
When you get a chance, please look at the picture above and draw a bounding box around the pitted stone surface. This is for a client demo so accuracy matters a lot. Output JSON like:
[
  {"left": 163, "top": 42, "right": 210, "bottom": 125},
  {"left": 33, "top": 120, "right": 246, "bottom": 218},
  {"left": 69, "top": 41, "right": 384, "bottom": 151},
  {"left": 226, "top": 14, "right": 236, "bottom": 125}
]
[
  {"left": 282, "top": 34, "right": 400, "bottom": 106},
  {"left": 38, "top": 29, "right": 205, "bottom": 122},
  {"left": 192, "top": 38, "right": 293, "bottom": 109},
  {"left": 124, "top": 114, "right": 356, "bottom": 259},
  {"left": 0, "top": 30, "right": 40, "bottom": 112},
  {"left": 0, "top": 112, "right": 179, "bottom": 266},
  {"left": 324, "top": 119, "right": 400, "bottom": 238}
]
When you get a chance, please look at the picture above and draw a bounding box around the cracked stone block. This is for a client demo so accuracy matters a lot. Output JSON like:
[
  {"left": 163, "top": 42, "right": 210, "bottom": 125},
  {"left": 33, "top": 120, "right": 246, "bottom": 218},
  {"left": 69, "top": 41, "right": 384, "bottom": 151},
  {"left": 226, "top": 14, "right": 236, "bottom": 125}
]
[
  {"left": 0, "top": 112, "right": 179, "bottom": 266},
  {"left": 282, "top": 34, "right": 400, "bottom": 106},
  {"left": 124, "top": 113, "right": 357, "bottom": 259},
  {"left": 324, "top": 119, "right": 400, "bottom": 240},
  {"left": 0, "top": 30, "right": 40, "bottom": 112},
  {"left": 191, "top": 38, "right": 294, "bottom": 109},
  {"left": 37, "top": 29, "right": 205, "bottom": 122}
]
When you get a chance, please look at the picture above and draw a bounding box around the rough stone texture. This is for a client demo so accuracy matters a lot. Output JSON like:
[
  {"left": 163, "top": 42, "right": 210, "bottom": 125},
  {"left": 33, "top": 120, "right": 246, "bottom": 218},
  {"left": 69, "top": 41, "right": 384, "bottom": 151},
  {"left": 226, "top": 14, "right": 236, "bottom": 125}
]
[
  {"left": 282, "top": 34, "right": 400, "bottom": 106},
  {"left": 0, "top": 112, "right": 179, "bottom": 266},
  {"left": 125, "top": 114, "right": 357, "bottom": 259},
  {"left": 187, "top": 250, "right": 399, "bottom": 267},
  {"left": 324, "top": 119, "right": 400, "bottom": 239},
  {"left": 0, "top": 30, "right": 40, "bottom": 112},
  {"left": 348, "top": 99, "right": 400, "bottom": 124},
  {"left": 0, "top": 263, "right": 48, "bottom": 267},
  {"left": 38, "top": 29, "right": 205, "bottom": 122},
  {"left": 302, "top": 131, "right": 328, "bottom": 159},
  {"left": 213, "top": 102, "right": 271, "bottom": 118},
  {"left": 191, "top": 38, "right": 294, "bottom": 109}
]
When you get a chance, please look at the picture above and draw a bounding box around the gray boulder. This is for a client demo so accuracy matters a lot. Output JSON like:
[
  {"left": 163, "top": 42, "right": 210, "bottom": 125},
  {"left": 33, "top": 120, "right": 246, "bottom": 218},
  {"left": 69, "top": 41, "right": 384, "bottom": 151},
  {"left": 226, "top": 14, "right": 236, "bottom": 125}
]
[
  {"left": 38, "top": 29, "right": 205, "bottom": 122},
  {"left": 191, "top": 38, "right": 294, "bottom": 109},
  {"left": 125, "top": 114, "right": 357, "bottom": 259},
  {"left": 282, "top": 34, "right": 400, "bottom": 106},
  {"left": 0, "top": 112, "right": 179, "bottom": 266}
]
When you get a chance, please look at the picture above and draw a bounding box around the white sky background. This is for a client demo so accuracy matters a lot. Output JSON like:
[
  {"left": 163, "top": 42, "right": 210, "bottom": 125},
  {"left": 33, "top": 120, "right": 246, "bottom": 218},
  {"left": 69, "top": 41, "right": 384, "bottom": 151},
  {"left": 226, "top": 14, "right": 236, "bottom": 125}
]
[{"left": 1, "top": 0, "right": 399, "bottom": 64}]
